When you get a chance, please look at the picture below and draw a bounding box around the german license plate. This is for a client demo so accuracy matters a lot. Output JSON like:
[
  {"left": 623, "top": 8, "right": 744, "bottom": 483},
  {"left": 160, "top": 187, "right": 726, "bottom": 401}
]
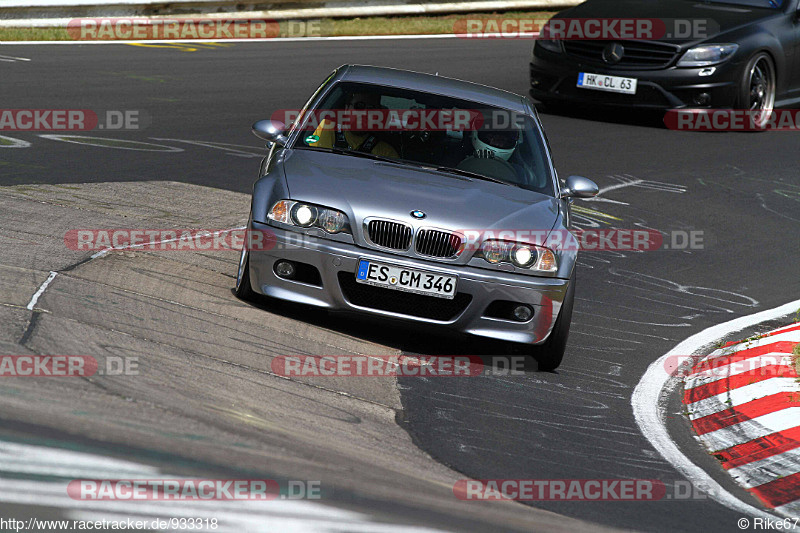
[
  {"left": 577, "top": 72, "right": 637, "bottom": 94},
  {"left": 355, "top": 259, "right": 457, "bottom": 300}
]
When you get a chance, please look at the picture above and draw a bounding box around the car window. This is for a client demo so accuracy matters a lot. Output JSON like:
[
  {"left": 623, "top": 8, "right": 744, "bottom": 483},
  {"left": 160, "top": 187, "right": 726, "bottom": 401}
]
[{"left": 292, "top": 81, "right": 555, "bottom": 196}]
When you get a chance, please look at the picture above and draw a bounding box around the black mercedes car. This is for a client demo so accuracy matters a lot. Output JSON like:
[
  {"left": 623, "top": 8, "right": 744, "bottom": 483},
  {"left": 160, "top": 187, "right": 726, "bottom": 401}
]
[{"left": 529, "top": 0, "right": 800, "bottom": 119}]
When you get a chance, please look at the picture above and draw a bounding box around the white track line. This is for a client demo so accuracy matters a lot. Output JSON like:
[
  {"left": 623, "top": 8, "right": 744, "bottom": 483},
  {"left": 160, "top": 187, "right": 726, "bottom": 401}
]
[
  {"left": 0, "top": 135, "right": 31, "bottom": 148},
  {"left": 26, "top": 227, "right": 245, "bottom": 312},
  {"left": 631, "top": 297, "right": 800, "bottom": 520},
  {"left": 26, "top": 271, "right": 57, "bottom": 310}
]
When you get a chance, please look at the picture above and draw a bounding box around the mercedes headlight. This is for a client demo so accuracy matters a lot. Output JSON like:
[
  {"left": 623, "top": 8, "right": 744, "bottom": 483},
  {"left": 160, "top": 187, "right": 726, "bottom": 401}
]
[
  {"left": 536, "top": 21, "right": 563, "bottom": 54},
  {"left": 536, "top": 38, "right": 563, "bottom": 54},
  {"left": 677, "top": 44, "right": 738, "bottom": 67}
]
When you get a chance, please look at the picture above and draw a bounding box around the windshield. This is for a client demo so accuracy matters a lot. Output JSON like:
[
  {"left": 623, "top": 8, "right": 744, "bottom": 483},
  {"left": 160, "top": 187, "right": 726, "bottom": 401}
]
[{"left": 290, "top": 81, "right": 555, "bottom": 196}]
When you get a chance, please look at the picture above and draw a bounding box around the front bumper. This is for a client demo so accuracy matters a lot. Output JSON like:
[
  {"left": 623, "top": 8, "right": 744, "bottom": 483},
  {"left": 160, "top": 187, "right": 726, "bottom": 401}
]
[
  {"left": 529, "top": 46, "right": 741, "bottom": 109},
  {"left": 246, "top": 221, "right": 570, "bottom": 345}
]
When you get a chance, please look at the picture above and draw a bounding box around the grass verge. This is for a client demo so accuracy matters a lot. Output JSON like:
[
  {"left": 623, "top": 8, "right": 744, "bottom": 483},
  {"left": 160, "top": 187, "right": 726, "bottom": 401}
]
[{"left": 0, "top": 10, "right": 555, "bottom": 41}]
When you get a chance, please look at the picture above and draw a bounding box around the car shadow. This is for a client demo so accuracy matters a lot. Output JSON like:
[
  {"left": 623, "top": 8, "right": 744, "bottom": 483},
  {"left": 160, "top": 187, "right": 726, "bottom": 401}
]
[
  {"left": 535, "top": 101, "right": 669, "bottom": 129},
  {"left": 234, "top": 290, "right": 552, "bottom": 374}
]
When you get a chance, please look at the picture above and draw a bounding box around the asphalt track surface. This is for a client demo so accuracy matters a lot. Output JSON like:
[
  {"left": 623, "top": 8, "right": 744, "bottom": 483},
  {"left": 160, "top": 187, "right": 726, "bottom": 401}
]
[{"left": 1, "top": 38, "right": 799, "bottom": 532}]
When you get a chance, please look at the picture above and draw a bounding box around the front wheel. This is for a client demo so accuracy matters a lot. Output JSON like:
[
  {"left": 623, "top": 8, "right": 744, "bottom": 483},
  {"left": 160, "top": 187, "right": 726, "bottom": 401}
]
[
  {"left": 529, "top": 270, "right": 575, "bottom": 371},
  {"left": 736, "top": 52, "right": 776, "bottom": 130}
]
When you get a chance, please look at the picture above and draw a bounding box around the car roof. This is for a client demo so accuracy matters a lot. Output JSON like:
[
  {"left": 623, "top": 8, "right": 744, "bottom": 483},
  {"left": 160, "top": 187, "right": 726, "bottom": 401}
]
[{"left": 337, "top": 64, "right": 529, "bottom": 113}]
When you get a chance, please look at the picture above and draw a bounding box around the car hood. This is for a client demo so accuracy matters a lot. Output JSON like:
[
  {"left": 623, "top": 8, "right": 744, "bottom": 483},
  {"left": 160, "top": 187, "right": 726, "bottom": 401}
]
[
  {"left": 560, "top": 0, "right": 779, "bottom": 45},
  {"left": 281, "top": 149, "right": 560, "bottom": 241}
]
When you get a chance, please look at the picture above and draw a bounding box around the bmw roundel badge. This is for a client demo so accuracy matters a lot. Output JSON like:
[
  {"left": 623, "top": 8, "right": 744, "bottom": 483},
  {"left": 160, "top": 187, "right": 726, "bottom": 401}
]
[{"left": 411, "top": 210, "right": 426, "bottom": 219}]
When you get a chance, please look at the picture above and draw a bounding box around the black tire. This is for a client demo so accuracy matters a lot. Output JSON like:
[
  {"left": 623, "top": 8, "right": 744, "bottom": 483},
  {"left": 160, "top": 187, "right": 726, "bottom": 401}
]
[
  {"left": 235, "top": 247, "right": 255, "bottom": 301},
  {"left": 736, "top": 52, "right": 776, "bottom": 130},
  {"left": 529, "top": 270, "right": 576, "bottom": 371}
]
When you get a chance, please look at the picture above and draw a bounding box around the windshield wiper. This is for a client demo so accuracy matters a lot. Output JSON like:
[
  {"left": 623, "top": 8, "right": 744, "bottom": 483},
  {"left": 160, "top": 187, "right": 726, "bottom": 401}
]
[
  {"left": 376, "top": 159, "right": 514, "bottom": 186},
  {"left": 432, "top": 166, "right": 515, "bottom": 186}
]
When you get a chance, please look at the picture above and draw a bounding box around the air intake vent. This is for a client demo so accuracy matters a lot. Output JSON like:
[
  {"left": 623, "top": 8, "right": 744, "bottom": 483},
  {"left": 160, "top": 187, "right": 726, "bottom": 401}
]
[
  {"left": 367, "top": 219, "right": 412, "bottom": 251},
  {"left": 415, "top": 229, "right": 463, "bottom": 258}
]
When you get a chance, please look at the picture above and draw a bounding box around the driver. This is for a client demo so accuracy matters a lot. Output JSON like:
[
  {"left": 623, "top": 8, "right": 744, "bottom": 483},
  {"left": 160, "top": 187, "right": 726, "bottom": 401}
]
[
  {"left": 307, "top": 92, "right": 399, "bottom": 158},
  {"left": 470, "top": 127, "right": 520, "bottom": 161},
  {"left": 456, "top": 124, "right": 522, "bottom": 183}
]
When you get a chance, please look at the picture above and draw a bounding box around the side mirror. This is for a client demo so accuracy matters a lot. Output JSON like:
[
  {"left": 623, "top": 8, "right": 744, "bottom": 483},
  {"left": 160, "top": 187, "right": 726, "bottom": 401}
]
[
  {"left": 252, "top": 119, "right": 288, "bottom": 146},
  {"left": 561, "top": 175, "right": 599, "bottom": 199}
]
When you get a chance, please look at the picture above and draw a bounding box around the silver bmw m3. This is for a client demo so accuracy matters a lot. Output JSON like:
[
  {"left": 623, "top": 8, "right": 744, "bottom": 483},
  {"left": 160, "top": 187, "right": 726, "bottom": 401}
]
[{"left": 236, "top": 65, "right": 598, "bottom": 370}]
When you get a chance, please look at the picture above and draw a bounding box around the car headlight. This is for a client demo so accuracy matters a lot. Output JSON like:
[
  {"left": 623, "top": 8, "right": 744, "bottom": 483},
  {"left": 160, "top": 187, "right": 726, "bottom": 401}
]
[
  {"left": 511, "top": 244, "right": 535, "bottom": 268},
  {"left": 536, "top": 21, "right": 563, "bottom": 54},
  {"left": 536, "top": 37, "right": 563, "bottom": 54},
  {"left": 479, "top": 240, "right": 557, "bottom": 272},
  {"left": 268, "top": 200, "right": 351, "bottom": 234},
  {"left": 677, "top": 44, "right": 738, "bottom": 67},
  {"left": 292, "top": 204, "right": 317, "bottom": 227}
]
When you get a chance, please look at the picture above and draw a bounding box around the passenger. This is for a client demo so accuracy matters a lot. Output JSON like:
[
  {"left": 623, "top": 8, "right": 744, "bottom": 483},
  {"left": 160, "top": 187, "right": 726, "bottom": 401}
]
[{"left": 307, "top": 92, "right": 399, "bottom": 158}]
